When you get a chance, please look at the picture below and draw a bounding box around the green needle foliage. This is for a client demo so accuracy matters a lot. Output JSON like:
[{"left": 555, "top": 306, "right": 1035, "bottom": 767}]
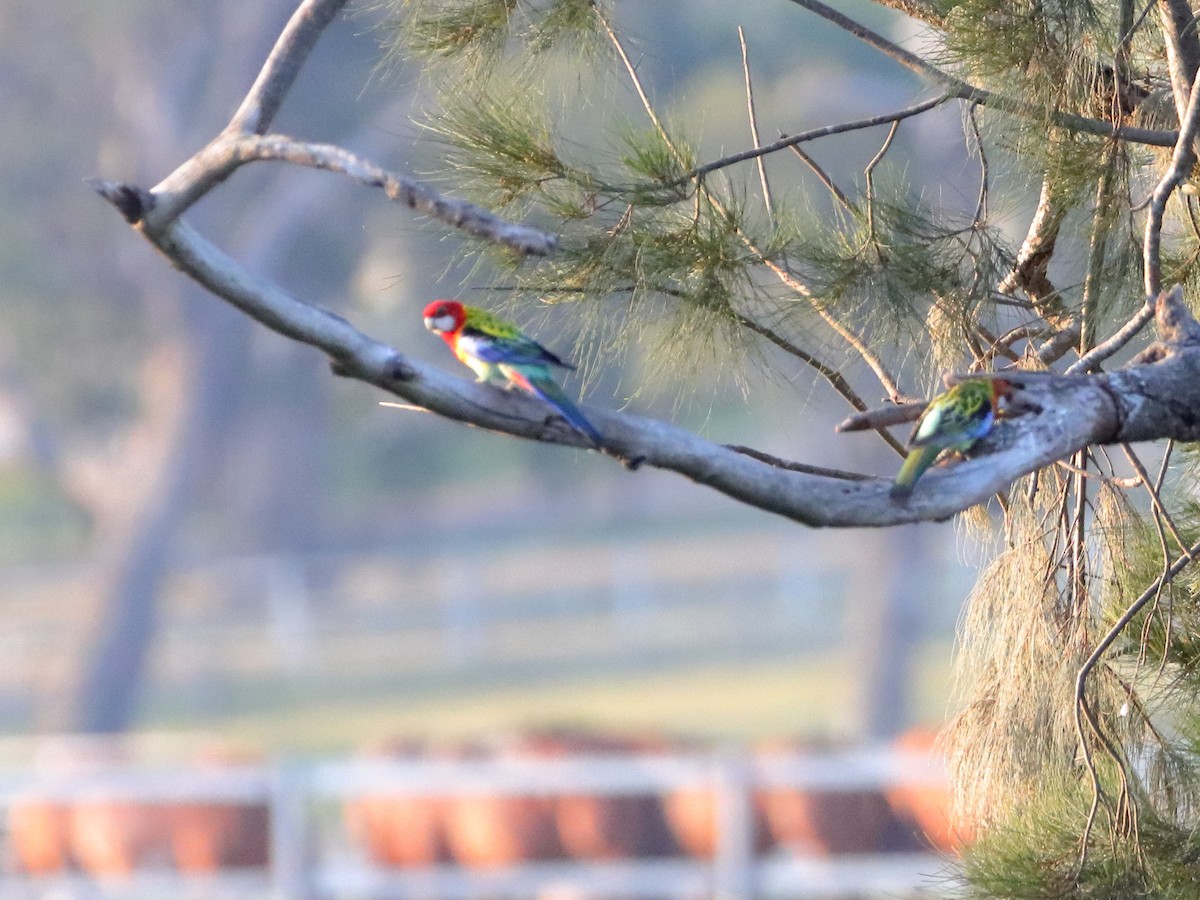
[
  {"left": 379, "top": 0, "right": 607, "bottom": 71},
  {"left": 942, "top": 0, "right": 1106, "bottom": 107},
  {"left": 375, "top": 1, "right": 1200, "bottom": 893}
]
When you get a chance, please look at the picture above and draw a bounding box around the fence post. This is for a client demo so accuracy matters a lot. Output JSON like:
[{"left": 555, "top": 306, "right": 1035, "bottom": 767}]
[
  {"left": 270, "top": 760, "right": 309, "bottom": 900},
  {"left": 712, "top": 752, "right": 755, "bottom": 900}
]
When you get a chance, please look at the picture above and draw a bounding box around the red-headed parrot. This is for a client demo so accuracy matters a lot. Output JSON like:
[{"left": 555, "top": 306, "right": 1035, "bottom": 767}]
[{"left": 423, "top": 299, "right": 602, "bottom": 446}]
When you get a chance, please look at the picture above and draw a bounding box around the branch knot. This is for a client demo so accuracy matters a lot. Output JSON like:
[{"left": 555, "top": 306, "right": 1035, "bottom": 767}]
[{"left": 88, "top": 179, "right": 155, "bottom": 224}]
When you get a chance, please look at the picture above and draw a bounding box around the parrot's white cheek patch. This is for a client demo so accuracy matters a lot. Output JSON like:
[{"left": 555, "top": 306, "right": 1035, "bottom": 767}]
[{"left": 427, "top": 314, "right": 456, "bottom": 333}]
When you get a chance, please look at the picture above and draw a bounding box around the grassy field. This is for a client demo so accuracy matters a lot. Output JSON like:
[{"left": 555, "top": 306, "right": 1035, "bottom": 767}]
[{"left": 170, "top": 640, "right": 959, "bottom": 756}]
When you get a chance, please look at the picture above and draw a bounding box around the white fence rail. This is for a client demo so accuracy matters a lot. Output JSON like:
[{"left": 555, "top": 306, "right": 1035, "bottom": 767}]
[{"left": 0, "top": 748, "right": 955, "bottom": 899}]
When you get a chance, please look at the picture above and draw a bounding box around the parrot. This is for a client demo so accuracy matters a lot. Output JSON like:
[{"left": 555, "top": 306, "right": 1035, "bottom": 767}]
[
  {"left": 890, "top": 377, "right": 1011, "bottom": 501},
  {"left": 422, "top": 299, "right": 602, "bottom": 446}
]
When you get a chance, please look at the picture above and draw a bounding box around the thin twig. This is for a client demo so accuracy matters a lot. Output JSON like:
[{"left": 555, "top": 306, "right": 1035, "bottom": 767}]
[
  {"left": 1123, "top": 444, "right": 1194, "bottom": 558},
  {"left": 686, "top": 95, "right": 952, "bottom": 184},
  {"left": 756, "top": 254, "right": 906, "bottom": 402},
  {"left": 1078, "top": 150, "right": 1120, "bottom": 357},
  {"left": 1068, "top": 302, "right": 1156, "bottom": 373},
  {"left": 738, "top": 27, "right": 774, "bottom": 217},
  {"left": 728, "top": 314, "right": 852, "bottom": 396},
  {"left": 967, "top": 103, "right": 988, "bottom": 226},
  {"left": 863, "top": 120, "right": 900, "bottom": 247},
  {"left": 786, "top": 143, "right": 855, "bottom": 212},
  {"left": 732, "top": 312, "right": 906, "bottom": 452},
  {"left": 595, "top": 12, "right": 680, "bottom": 160},
  {"left": 990, "top": 323, "right": 1046, "bottom": 357},
  {"left": 1155, "top": 440, "right": 1174, "bottom": 493},
  {"left": 1075, "top": 535, "right": 1200, "bottom": 865},
  {"left": 1053, "top": 458, "right": 1140, "bottom": 486},
  {"left": 724, "top": 445, "right": 871, "bottom": 479}
]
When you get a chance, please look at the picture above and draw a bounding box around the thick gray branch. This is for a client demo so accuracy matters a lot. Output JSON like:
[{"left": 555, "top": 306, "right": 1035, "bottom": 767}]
[{"left": 90, "top": 186, "right": 1200, "bottom": 527}]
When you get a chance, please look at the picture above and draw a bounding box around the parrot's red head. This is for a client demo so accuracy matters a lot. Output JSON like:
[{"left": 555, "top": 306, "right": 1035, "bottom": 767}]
[
  {"left": 990, "top": 377, "right": 1013, "bottom": 402},
  {"left": 423, "top": 299, "right": 466, "bottom": 339}
]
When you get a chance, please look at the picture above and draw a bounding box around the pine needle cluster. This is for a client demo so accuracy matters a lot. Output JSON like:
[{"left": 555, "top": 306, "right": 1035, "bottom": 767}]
[
  {"left": 961, "top": 785, "right": 1200, "bottom": 899},
  {"left": 941, "top": 0, "right": 1108, "bottom": 116},
  {"left": 797, "top": 187, "right": 1006, "bottom": 350},
  {"left": 376, "top": 0, "right": 607, "bottom": 72}
]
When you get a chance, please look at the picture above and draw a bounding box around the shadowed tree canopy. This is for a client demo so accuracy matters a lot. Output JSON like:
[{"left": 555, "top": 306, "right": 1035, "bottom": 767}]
[{"left": 94, "top": 0, "right": 1200, "bottom": 895}]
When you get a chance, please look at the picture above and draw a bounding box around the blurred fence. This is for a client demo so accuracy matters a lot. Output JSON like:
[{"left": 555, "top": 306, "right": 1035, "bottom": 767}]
[
  {"left": 0, "top": 527, "right": 972, "bottom": 729},
  {"left": 0, "top": 743, "right": 957, "bottom": 899}
]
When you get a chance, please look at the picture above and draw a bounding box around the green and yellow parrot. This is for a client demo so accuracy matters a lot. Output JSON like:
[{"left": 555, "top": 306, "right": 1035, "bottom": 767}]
[
  {"left": 891, "top": 378, "right": 1011, "bottom": 501},
  {"left": 423, "top": 299, "right": 602, "bottom": 446}
]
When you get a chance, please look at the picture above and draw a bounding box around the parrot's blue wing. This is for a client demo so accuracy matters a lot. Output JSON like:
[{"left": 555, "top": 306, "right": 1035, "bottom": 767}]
[{"left": 459, "top": 328, "right": 573, "bottom": 369}]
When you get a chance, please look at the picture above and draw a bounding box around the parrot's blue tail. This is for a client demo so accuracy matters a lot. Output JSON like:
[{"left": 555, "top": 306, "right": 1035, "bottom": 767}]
[{"left": 509, "top": 369, "right": 603, "bottom": 446}]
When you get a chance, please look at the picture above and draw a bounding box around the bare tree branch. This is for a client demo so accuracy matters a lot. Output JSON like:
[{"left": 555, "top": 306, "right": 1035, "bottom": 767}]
[
  {"left": 107, "top": 197, "right": 1154, "bottom": 525},
  {"left": 1068, "top": 303, "right": 1157, "bottom": 374},
  {"left": 113, "top": 133, "right": 559, "bottom": 256},
  {"left": 1145, "top": 64, "right": 1200, "bottom": 296},
  {"left": 1156, "top": 0, "right": 1200, "bottom": 123},
  {"left": 784, "top": 0, "right": 1177, "bottom": 147},
  {"left": 226, "top": 0, "right": 350, "bottom": 135},
  {"left": 91, "top": 195, "right": 1200, "bottom": 530},
  {"left": 786, "top": 142, "right": 854, "bottom": 212}
]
